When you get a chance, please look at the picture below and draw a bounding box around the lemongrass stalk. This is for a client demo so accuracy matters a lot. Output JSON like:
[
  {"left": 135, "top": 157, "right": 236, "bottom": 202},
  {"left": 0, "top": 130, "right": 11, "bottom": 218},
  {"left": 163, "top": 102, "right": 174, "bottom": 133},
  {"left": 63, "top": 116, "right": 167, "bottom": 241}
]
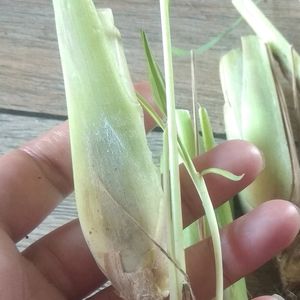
[
  {"left": 232, "top": 0, "right": 300, "bottom": 137},
  {"left": 53, "top": 1, "right": 169, "bottom": 299},
  {"left": 199, "top": 108, "right": 247, "bottom": 300},
  {"left": 199, "top": 107, "right": 235, "bottom": 227},
  {"left": 176, "top": 45, "right": 222, "bottom": 299},
  {"left": 159, "top": 0, "right": 186, "bottom": 298},
  {"left": 162, "top": 129, "right": 180, "bottom": 300},
  {"left": 143, "top": 4, "right": 231, "bottom": 297},
  {"left": 221, "top": 35, "right": 295, "bottom": 211},
  {"left": 142, "top": 16, "right": 234, "bottom": 296},
  {"left": 221, "top": 32, "right": 300, "bottom": 295},
  {"left": 178, "top": 140, "right": 223, "bottom": 300},
  {"left": 232, "top": 0, "right": 300, "bottom": 88},
  {"left": 175, "top": 110, "right": 201, "bottom": 249},
  {"left": 220, "top": 48, "right": 243, "bottom": 141},
  {"left": 241, "top": 36, "right": 295, "bottom": 207},
  {"left": 267, "top": 46, "right": 300, "bottom": 294}
]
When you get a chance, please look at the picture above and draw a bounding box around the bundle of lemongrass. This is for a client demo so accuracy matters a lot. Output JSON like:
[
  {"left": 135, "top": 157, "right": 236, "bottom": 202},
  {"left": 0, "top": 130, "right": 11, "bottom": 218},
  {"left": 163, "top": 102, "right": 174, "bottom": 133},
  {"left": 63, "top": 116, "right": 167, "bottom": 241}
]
[
  {"left": 52, "top": 0, "right": 248, "bottom": 299},
  {"left": 221, "top": 0, "right": 300, "bottom": 296}
]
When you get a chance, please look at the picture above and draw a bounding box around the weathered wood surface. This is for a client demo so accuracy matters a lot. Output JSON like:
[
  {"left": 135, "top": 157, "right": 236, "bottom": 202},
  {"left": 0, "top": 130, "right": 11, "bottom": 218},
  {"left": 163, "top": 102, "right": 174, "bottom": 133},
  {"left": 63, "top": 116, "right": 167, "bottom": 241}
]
[{"left": 1, "top": 0, "right": 300, "bottom": 132}]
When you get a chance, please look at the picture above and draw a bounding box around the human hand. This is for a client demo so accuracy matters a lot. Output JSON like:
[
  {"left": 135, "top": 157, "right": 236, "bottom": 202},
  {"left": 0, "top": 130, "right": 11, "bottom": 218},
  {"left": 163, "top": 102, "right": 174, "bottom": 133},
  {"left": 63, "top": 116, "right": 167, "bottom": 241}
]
[{"left": 0, "top": 83, "right": 298, "bottom": 300}]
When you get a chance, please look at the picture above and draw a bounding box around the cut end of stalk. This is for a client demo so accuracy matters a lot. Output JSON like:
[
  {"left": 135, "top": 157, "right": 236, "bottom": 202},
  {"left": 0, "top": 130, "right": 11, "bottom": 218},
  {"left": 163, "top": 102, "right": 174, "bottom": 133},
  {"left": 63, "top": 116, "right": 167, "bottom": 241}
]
[{"left": 103, "top": 251, "right": 169, "bottom": 300}]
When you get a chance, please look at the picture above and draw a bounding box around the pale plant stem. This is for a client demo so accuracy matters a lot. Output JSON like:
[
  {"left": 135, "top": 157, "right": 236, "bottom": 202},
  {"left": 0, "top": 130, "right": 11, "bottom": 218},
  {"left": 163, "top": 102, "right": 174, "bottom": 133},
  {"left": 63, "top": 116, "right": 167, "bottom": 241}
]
[
  {"left": 178, "top": 141, "right": 223, "bottom": 300},
  {"left": 159, "top": 0, "right": 186, "bottom": 299},
  {"left": 163, "top": 130, "right": 180, "bottom": 300}
]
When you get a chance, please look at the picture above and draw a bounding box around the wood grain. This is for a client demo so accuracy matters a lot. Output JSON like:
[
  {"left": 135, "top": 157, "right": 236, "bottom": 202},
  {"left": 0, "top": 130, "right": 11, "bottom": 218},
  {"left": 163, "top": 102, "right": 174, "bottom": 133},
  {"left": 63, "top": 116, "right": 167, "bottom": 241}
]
[{"left": 1, "top": 1, "right": 300, "bottom": 132}]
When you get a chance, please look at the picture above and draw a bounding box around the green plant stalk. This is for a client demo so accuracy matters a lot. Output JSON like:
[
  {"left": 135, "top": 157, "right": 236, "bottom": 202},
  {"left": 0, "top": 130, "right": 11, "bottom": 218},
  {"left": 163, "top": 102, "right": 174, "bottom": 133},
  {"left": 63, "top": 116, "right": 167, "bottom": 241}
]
[
  {"left": 175, "top": 110, "right": 201, "bottom": 249},
  {"left": 199, "top": 107, "right": 247, "bottom": 300},
  {"left": 159, "top": 0, "right": 186, "bottom": 299},
  {"left": 178, "top": 140, "right": 223, "bottom": 300},
  {"left": 53, "top": 1, "right": 169, "bottom": 299},
  {"left": 199, "top": 107, "right": 233, "bottom": 227},
  {"left": 221, "top": 35, "right": 294, "bottom": 211},
  {"left": 162, "top": 129, "right": 180, "bottom": 300},
  {"left": 142, "top": 7, "right": 235, "bottom": 297},
  {"left": 231, "top": 1, "right": 300, "bottom": 294},
  {"left": 232, "top": 0, "right": 300, "bottom": 89},
  {"left": 221, "top": 48, "right": 243, "bottom": 140},
  {"left": 150, "top": 20, "right": 224, "bottom": 293},
  {"left": 176, "top": 107, "right": 247, "bottom": 298}
]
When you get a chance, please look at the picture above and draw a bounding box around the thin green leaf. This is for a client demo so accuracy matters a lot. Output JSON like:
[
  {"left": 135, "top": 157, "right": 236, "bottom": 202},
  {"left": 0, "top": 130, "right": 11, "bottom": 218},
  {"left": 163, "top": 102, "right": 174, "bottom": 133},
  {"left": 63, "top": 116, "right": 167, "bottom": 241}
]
[
  {"left": 177, "top": 137, "right": 223, "bottom": 300},
  {"left": 200, "top": 167, "right": 244, "bottom": 181},
  {"left": 141, "top": 31, "right": 167, "bottom": 115},
  {"left": 136, "top": 93, "right": 165, "bottom": 130},
  {"left": 172, "top": 17, "right": 243, "bottom": 57},
  {"left": 220, "top": 48, "right": 243, "bottom": 140},
  {"left": 172, "top": 0, "right": 262, "bottom": 58},
  {"left": 198, "top": 102, "right": 248, "bottom": 299}
]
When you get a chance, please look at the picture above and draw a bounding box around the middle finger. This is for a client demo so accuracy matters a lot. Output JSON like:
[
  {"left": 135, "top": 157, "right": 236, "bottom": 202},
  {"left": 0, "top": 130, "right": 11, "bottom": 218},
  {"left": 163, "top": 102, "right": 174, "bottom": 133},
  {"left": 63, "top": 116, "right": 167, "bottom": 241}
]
[{"left": 23, "top": 200, "right": 300, "bottom": 300}]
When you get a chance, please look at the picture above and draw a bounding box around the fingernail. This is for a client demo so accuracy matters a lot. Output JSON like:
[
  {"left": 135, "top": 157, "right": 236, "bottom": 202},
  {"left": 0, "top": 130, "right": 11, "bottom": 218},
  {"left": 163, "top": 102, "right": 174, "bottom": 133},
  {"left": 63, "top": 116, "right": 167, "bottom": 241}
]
[
  {"left": 271, "top": 294, "right": 285, "bottom": 300},
  {"left": 249, "top": 144, "right": 265, "bottom": 174},
  {"left": 292, "top": 203, "right": 300, "bottom": 216}
]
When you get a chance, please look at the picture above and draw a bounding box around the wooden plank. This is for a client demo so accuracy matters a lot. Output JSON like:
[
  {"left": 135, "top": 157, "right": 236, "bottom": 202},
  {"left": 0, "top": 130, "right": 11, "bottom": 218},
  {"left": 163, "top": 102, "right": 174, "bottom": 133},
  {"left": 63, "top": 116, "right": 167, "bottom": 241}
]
[{"left": 1, "top": 1, "right": 300, "bottom": 132}]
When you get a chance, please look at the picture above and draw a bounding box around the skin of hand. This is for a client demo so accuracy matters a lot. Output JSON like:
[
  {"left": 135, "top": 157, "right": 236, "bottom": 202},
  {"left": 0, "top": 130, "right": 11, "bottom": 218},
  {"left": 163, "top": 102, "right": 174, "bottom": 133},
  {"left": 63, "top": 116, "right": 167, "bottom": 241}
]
[{"left": 0, "top": 82, "right": 299, "bottom": 300}]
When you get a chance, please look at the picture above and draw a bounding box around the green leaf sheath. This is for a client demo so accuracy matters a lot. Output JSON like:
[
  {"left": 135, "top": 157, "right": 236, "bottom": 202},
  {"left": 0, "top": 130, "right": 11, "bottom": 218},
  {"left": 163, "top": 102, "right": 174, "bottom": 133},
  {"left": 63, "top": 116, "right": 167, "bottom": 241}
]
[
  {"left": 221, "top": 35, "right": 293, "bottom": 211},
  {"left": 159, "top": 0, "right": 186, "bottom": 298},
  {"left": 233, "top": 0, "right": 300, "bottom": 88},
  {"left": 53, "top": 1, "right": 168, "bottom": 299}
]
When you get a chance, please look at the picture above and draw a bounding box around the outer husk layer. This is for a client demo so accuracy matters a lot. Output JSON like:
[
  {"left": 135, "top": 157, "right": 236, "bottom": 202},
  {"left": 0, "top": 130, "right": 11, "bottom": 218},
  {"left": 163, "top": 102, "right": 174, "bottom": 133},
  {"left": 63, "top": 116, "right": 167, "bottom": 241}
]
[
  {"left": 53, "top": 1, "right": 168, "bottom": 299},
  {"left": 221, "top": 35, "right": 294, "bottom": 211},
  {"left": 221, "top": 33, "right": 300, "bottom": 296}
]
